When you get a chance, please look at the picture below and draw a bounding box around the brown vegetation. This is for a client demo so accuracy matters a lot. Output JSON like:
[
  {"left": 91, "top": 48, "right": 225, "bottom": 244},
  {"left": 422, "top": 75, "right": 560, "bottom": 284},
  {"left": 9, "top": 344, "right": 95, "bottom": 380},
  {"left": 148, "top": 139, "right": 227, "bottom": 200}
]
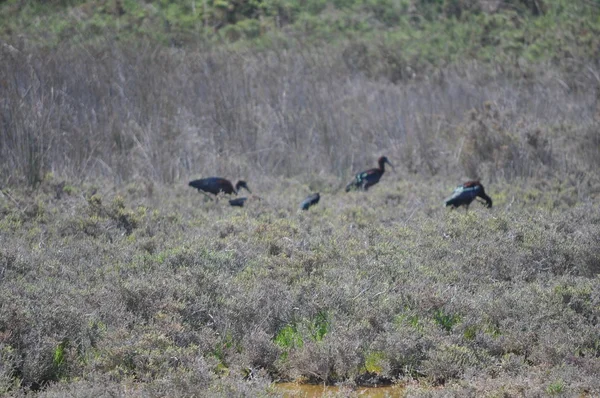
[
  {"left": 1, "top": 36, "right": 600, "bottom": 396},
  {"left": 1, "top": 41, "right": 599, "bottom": 187}
]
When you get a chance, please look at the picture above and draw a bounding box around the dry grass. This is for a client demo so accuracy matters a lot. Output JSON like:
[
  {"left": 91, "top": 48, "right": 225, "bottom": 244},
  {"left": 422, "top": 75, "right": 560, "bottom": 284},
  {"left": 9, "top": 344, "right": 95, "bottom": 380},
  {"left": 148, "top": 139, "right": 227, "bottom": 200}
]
[
  {"left": 1, "top": 174, "right": 599, "bottom": 396},
  {"left": 1, "top": 39, "right": 600, "bottom": 396},
  {"left": 1, "top": 41, "right": 599, "bottom": 186}
]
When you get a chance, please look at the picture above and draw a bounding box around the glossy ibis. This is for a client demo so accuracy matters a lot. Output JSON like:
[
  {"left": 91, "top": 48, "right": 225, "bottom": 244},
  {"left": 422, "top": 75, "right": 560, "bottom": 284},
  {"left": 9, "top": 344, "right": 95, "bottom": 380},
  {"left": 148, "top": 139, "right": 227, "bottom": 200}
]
[
  {"left": 445, "top": 181, "right": 492, "bottom": 210},
  {"left": 345, "top": 156, "right": 394, "bottom": 192},
  {"left": 300, "top": 193, "right": 320, "bottom": 210},
  {"left": 229, "top": 197, "right": 247, "bottom": 207},
  {"left": 189, "top": 177, "right": 251, "bottom": 196},
  {"left": 229, "top": 194, "right": 263, "bottom": 208}
]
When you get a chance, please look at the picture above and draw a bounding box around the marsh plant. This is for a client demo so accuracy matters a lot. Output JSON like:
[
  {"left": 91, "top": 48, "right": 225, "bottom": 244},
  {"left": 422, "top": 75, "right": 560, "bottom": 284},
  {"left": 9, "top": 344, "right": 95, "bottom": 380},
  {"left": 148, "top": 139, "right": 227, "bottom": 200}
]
[
  {"left": 1, "top": 166, "right": 599, "bottom": 396},
  {"left": 1, "top": 1, "right": 600, "bottom": 396}
]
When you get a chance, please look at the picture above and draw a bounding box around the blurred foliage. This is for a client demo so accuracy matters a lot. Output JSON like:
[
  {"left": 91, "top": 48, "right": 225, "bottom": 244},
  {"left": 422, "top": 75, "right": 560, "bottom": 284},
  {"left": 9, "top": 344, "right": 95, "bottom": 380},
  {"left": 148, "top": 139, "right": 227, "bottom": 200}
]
[
  {"left": 0, "top": 0, "right": 599, "bottom": 395},
  {"left": 0, "top": 0, "right": 599, "bottom": 72},
  {"left": 1, "top": 176, "right": 599, "bottom": 394}
]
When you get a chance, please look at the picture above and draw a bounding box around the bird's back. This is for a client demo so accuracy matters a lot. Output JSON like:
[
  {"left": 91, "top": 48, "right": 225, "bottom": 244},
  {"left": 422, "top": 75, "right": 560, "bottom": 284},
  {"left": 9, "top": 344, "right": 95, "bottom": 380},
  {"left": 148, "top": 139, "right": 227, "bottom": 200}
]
[
  {"left": 189, "top": 177, "right": 235, "bottom": 195},
  {"left": 346, "top": 169, "right": 382, "bottom": 191},
  {"left": 445, "top": 184, "right": 481, "bottom": 207},
  {"left": 229, "top": 197, "right": 247, "bottom": 207},
  {"left": 300, "top": 193, "right": 320, "bottom": 210},
  {"left": 361, "top": 169, "right": 383, "bottom": 189}
]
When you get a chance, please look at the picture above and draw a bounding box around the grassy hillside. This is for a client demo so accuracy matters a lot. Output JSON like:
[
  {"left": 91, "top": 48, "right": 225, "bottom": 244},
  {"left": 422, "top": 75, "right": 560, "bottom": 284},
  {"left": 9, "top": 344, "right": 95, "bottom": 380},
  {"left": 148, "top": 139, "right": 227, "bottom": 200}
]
[{"left": 1, "top": 0, "right": 599, "bottom": 70}]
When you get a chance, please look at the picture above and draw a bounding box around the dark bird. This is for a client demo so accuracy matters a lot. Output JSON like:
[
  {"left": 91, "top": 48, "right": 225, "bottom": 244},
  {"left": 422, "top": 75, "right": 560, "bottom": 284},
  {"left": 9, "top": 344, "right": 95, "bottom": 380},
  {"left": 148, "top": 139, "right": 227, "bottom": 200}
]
[
  {"left": 345, "top": 156, "right": 394, "bottom": 192},
  {"left": 189, "top": 177, "right": 251, "bottom": 196},
  {"left": 229, "top": 197, "right": 247, "bottom": 207},
  {"left": 300, "top": 193, "right": 320, "bottom": 210},
  {"left": 445, "top": 181, "right": 492, "bottom": 210}
]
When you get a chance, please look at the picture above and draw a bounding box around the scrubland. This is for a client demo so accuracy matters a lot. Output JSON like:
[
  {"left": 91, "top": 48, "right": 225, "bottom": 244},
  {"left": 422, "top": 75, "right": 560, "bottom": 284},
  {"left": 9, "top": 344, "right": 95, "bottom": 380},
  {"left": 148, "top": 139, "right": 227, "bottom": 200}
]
[
  {"left": 2, "top": 0, "right": 600, "bottom": 396},
  {"left": 2, "top": 173, "right": 600, "bottom": 397}
]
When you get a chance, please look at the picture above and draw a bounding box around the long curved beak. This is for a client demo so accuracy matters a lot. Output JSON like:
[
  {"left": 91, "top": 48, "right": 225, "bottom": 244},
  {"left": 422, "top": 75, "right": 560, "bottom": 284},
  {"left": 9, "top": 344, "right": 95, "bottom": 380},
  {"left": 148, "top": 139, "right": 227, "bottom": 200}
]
[{"left": 386, "top": 159, "right": 395, "bottom": 171}]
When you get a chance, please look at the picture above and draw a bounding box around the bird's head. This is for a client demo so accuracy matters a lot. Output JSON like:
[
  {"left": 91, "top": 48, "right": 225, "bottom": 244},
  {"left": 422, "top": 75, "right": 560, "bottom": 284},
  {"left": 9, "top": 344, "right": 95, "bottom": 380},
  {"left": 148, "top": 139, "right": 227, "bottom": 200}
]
[
  {"left": 235, "top": 180, "right": 251, "bottom": 194},
  {"left": 477, "top": 185, "right": 493, "bottom": 208},
  {"left": 378, "top": 156, "right": 395, "bottom": 171},
  {"left": 482, "top": 195, "right": 493, "bottom": 208}
]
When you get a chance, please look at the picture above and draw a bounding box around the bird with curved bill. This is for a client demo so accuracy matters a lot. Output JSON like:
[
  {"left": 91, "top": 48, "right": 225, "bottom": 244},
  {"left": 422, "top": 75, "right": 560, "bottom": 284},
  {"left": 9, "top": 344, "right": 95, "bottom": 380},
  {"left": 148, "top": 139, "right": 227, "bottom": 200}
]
[
  {"left": 345, "top": 156, "right": 394, "bottom": 192},
  {"left": 445, "top": 181, "right": 492, "bottom": 210},
  {"left": 229, "top": 197, "right": 248, "bottom": 207},
  {"left": 300, "top": 193, "right": 320, "bottom": 210},
  {"left": 189, "top": 177, "right": 251, "bottom": 198}
]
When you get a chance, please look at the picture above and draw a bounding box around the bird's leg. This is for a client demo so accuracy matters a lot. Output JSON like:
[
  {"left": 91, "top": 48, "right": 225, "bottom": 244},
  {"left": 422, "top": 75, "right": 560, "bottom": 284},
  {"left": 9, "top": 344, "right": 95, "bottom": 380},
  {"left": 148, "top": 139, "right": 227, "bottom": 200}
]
[
  {"left": 215, "top": 192, "right": 227, "bottom": 204},
  {"left": 200, "top": 192, "right": 214, "bottom": 202}
]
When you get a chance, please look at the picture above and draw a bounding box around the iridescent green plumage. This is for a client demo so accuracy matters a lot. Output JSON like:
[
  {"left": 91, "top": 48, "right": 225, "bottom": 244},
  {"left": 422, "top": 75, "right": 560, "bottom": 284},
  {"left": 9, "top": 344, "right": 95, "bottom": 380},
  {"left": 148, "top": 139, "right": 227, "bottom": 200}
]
[
  {"left": 188, "top": 177, "right": 251, "bottom": 196},
  {"left": 345, "top": 156, "right": 394, "bottom": 192},
  {"left": 445, "top": 181, "right": 492, "bottom": 210}
]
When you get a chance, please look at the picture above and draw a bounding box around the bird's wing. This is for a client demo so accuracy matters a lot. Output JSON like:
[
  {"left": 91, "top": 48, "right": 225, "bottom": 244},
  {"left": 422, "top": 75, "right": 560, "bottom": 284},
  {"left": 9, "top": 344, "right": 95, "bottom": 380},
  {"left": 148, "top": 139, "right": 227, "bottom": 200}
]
[
  {"left": 229, "top": 197, "right": 247, "bottom": 207},
  {"left": 357, "top": 169, "right": 378, "bottom": 182},
  {"left": 457, "top": 185, "right": 480, "bottom": 200},
  {"left": 452, "top": 185, "right": 465, "bottom": 195},
  {"left": 446, "top": 185, "right": 478, "bottom": 203},
  {"left": 445, "top": 186, "right": 463, "bottom": 201}
]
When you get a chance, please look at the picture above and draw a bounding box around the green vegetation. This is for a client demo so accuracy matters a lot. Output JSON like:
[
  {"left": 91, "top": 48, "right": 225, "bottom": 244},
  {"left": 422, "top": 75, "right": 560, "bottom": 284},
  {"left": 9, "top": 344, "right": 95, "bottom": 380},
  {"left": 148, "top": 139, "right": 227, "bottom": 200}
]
[
  {"left": 546, "top": 379, "right": 565, "bottom": 395},
  {"left": 1, "top": 175, "right": 599, "bottom": 396},
  {"left": 1, "top": 0, "right": 600, "bottom": 396},
  {"left": 1, "top": 0, "right": 600, "bottom": 75},
  {"left": 275, "top": 325, "right": 304, "bottom": 352},
  {"left": 363, "top": 351, "right": 386, "bottom": 374}
]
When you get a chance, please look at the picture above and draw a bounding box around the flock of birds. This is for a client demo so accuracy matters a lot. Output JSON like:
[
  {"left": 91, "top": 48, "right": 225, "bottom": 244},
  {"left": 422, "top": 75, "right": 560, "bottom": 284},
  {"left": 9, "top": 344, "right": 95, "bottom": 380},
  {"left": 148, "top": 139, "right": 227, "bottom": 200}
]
[{"left": 188, "top": 156, "right": 493, "bottom": 211}]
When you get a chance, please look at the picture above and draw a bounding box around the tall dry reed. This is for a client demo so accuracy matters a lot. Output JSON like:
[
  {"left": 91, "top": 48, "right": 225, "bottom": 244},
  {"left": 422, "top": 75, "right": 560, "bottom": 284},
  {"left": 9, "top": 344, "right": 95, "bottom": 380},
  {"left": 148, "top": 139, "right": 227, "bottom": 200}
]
[{"left": 1, "top": 40, "right": 599, "bottom": 187}]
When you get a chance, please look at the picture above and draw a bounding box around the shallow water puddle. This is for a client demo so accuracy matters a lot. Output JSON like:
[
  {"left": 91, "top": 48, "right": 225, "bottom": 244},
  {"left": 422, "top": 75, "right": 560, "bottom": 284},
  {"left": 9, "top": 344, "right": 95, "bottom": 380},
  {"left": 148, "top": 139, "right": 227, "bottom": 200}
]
[{"left": 276, "top": 382, "right": 404, "bottom": 397}]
